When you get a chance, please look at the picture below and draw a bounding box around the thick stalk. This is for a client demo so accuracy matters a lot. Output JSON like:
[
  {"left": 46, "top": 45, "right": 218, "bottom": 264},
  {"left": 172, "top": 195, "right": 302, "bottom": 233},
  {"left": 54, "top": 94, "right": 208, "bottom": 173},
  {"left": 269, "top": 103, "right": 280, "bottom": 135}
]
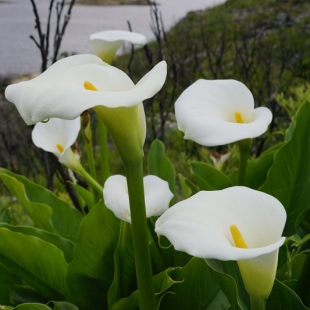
[
  {"left": 124, "top": 158, "right": 156, "bottom": 310},
  {"left": 237, "top": 138, "right": 252, "bottom": 186},
  {"left": 77, "top": 167, "right": 103, "bottom": 196},
  {"left": 98, "top": 118, "right": 110, "bottom": 184},
  {"left": 119, "top": 221, "right": 129, "bottom": 296},
  {"left": 250, "top": 296, "right": 266, "bottom": 310},
  {"left": 81, "top": 117, "right": 100, "bottom": 202}
]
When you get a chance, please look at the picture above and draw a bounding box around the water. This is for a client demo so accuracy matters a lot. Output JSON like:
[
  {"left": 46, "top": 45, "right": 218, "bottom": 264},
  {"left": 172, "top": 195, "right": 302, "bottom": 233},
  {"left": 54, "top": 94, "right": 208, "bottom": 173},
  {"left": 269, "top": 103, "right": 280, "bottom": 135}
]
[{"left": 0, "top": 0, "right": 226, "bottom": 77}]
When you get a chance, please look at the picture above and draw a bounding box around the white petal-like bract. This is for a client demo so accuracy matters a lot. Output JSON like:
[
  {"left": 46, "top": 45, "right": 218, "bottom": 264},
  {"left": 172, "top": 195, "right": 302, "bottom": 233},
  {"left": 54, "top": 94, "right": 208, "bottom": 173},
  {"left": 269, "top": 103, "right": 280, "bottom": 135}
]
[
  {"left": 32, "top": 117, "right": 80, "bottom": 158},
  {"left": 89, "top": 30, "right": 146, "bottom": 63},
  {"left": 175, "top": 79, "right": 273, "bottom": 146},
  {"left": 103, "top": 175, "right": 173, "bottom": 223},
  {"left": 5, "top": 55, "right": 167, "bottom": 125},
  {"left": 155, "top": 186, "right": 286, "bottom": 261}
]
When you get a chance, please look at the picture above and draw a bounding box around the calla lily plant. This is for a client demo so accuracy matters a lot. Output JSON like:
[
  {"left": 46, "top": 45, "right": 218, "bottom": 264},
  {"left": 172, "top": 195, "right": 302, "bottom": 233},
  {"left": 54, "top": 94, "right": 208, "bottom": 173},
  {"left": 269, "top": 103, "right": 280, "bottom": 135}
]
[
  {"left": 89, "top": 30, "right": 147, "bottom": 64},
  {"left": 155, "top": 186, "right": 287, "bottom": 307},
  {"left": 103, "top": 174, "right": 173, "bottom": 223}
]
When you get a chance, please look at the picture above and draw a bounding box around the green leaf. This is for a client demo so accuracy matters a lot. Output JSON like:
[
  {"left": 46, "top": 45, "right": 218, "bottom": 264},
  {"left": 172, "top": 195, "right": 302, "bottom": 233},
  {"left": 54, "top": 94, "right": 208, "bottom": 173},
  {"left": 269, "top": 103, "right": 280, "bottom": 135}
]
[
  {"left": 0, "top": 168, "right": 83, "bottom": 242},
  {"left": 177, "top": 173, "right": 193, "bottom": 199},
  {"left": 66, "top": 201, "right": 120, "bottom": 310},
  {"left": 0, "top": 223, "right": 74, "bottom": 263},
  {"left": 229, "top": 143, "right": 283, "bottom": 189},
  {"left": 160, "top": 257, "right": 230, "bottom": 310},
  {"left": 267, "top": 279, "right": 309, "bottom": 309},
  {"left": 10, "top": 285, "right": 48, "bottom": 305},
  {"left": 111, "top": 267, "right": 180, "bottom": 310},
  {"left": 260, "top": 102, "right": 310, "bottom": 235},
  {"left": 13, "top": 302, "right": 80, "bottom": 310},
  {"left": 148, "top": 139, "right": 176, "bottom": 195},
  {"left": 205, "top": 259, "right": 250, "bottom": 310},
  {"left": 0, "top": 261, "right": 20, "bottom": 305},
  {"left": 13, "top": 304, "right": 51, "bottom": 310},
  {"left": 48, "top": 301, "right": 79, "bottom": 310},
  {"left": 0, "top": 228, "right": 68, "bottom": 300},
  {"left": 190, "top": 161, "right": 233, "bottom": 190},
  {"left": 70, "top": 183, "right": 95, "bottom": 211}
]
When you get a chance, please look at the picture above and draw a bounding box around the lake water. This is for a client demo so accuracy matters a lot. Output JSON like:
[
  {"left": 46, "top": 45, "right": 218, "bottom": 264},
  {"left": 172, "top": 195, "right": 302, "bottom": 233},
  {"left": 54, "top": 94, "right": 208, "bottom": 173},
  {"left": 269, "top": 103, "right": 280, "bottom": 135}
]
[{"left": 0, "top": 0, "right": 226, "bottom": 77}]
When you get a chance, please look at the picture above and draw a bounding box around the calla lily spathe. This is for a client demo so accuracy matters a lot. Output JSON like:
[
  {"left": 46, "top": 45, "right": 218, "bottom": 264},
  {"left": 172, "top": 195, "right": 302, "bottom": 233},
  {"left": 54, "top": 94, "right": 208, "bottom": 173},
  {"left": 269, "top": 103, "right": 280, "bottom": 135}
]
[
  {"left": 32, "top": 117, "right": 81, "bottom": 170},
  {"left": 5, "top": 54, "right": 167, "bottom": 161},
  {"left": 89, "top": 30, "right": 147, "bottom": 64},
  {"left": 103, "top": 175, "right": 173, "bottom": 223},
  {"left": 175, "top": 79, "right": 273, "bottom": 146},
  {"left": 155, "top": 187, "right": 286, "bottom": 300},
  {"left": 5, "top": 54, "right": 166, "bottom": 125}
]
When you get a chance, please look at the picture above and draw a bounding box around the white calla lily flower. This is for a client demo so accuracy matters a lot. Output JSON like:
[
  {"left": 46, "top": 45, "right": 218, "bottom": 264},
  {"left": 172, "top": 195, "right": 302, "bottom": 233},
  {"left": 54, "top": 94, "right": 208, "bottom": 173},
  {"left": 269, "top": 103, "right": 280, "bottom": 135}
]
[
  {"left": 5, "top": 54, "right": 166, "bottom": 125},
  {"left": 32, "top": 117, "right": 81, "bottom": 170},
  {"left": 155, "top": 186, "right": 286, "bottom": 300},
  {"left": 5, "top": 54, "right": 167, "bottom": 161},
  {"left": 103, "top": 175, "right": 173, "bottom": 223},
  {"left": 89, "top": 30, "right": 147, "bottom": 64},
  {"left": 175, "top": 79, "right": 273, "bottom": 146}
]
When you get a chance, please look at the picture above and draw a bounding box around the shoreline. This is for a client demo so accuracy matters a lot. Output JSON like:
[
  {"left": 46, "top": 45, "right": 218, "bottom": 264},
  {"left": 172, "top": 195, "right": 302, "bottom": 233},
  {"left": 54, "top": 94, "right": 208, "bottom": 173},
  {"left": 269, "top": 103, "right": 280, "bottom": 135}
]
[{"left": 76, "top": 0, "right": 151, "bottom": 5}]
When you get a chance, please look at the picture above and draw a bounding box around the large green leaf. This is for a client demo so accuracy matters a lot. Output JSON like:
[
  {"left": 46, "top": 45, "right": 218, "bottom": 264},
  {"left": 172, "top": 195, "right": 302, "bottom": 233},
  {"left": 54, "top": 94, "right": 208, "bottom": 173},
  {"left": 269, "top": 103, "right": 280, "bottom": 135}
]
[
  {"left": 0, "top": 223, "right": 74, "bottom": 263},
  {"left": 267, "top": 279, "right": 309, "bottom": 309},
  {"left": 110, "top": 267, "right": 180, "bottom": 310},
  {"left": 148, "top": 139, "right": 176, "bottom": 195},
  {"left": 70, "top": 183, "right": 95, "bottom": 211},
  {"left": 160, "top": 257, "right": 230, "bottom": 310},
  {"left": 108, "top": 223, "right": 138, "bottom": 308},
  {"left": 260, "top": 101, "right": 310, "bottom": 235},
  {"left": 48, "top": 302, "right": 79, "bottom": 310},
  {"left": 0, "top": 228, "right": 68, "bottom": 300},
  {"left": 11, "top": 285, "right": 48, "bottom": 305},
  {"left": 190, "top": 161, "right": 233, "bottom": 190},
  {"left": 13, "top": 304, "right": 51, "bottom": 310},
  {"left": 13, "top": 303, "right": 79, "bottom": 310},
  {"left": 0, "top": 261, "right": 20, "bottom": 305},
  {"left": 0, "top": 168, "right": 83, "bottom": 242},
  {"left": 66, "top": 201, "right": 120, "bottom": 310},
  {"left": 205, "top": 259, "right": 249, "bottom": 310},
  {"left": 229, "top": 143, "right": 283, "bottom": 189}
]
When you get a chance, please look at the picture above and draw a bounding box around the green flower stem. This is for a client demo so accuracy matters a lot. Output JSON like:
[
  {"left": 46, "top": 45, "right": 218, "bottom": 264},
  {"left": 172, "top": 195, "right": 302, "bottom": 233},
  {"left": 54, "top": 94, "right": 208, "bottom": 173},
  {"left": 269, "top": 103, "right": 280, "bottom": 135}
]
[
  {"left": 74, "top": 163, "right": 103, "bottom": 196},
  {"left": 124, "top": 158, "right": 156, "bottom": 310},
  {"left": 98, "top": 118, "right": 110, "bottom": 185},
  {"left": 250, "top": 296, "right": 266, "bottom": 310},
  {"left": 237, "top": 138, "right": 252, "bottom": 186},
  {"left": 80, "top": 112, "right": 100, "bottom": 202},
  {"left": 119, "top": 220, "right": 129, "bottom": 296}
]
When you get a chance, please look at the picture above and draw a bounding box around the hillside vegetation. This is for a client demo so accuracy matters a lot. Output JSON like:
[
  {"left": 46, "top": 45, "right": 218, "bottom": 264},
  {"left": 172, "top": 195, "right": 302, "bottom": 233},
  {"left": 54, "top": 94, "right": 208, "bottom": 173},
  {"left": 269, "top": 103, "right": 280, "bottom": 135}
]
[{"left": 116, "top": 0, "right": 310, "bottom": 155}]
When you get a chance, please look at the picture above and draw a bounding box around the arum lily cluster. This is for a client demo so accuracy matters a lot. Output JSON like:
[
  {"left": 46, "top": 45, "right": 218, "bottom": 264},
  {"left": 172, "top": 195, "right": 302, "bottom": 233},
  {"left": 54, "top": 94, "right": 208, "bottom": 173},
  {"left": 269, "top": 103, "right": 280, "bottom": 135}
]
[
  {"left": 155, "top": 186, "right": 286, "bottom": 309},
  {"left": 4, "top": 32, "right": 293, "bottom": 310}
]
